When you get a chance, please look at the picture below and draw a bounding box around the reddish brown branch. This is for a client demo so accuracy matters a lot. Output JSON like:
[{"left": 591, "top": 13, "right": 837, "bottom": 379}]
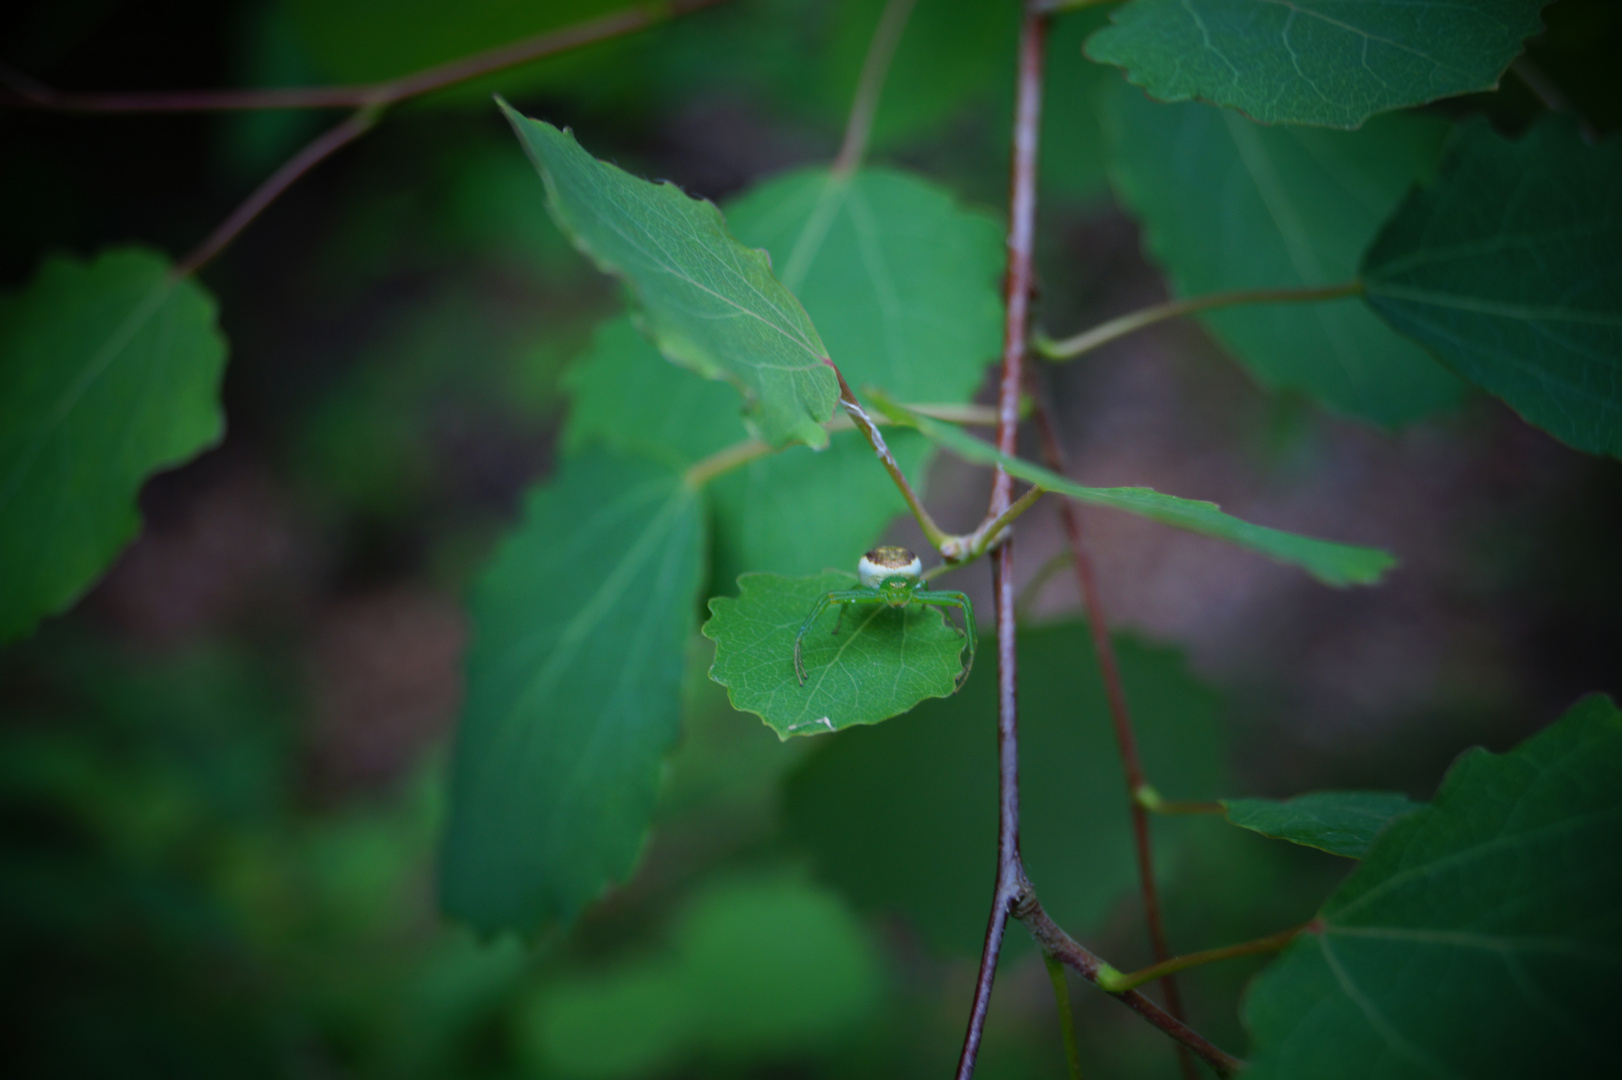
[
  {"left": 954, "top": 8, "right": 1046, "bottom": 1079},
  {"left": 0, "top": 0, "right": 730, "bottom": 113},
  {"left": 1016, "top": 887, "right": 1245, "bottom": 1078},
  {"left": 1031, "top": 393, "right": 1197, "bottom": 1080},
  {"left": 174, "top": 106, "right": 379, "bottom": 276}
]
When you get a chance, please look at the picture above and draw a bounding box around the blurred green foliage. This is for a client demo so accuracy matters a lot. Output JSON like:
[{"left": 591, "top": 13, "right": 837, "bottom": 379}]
[{"left": 2, "top": 0, "right": 1619, "bottom": 1078}]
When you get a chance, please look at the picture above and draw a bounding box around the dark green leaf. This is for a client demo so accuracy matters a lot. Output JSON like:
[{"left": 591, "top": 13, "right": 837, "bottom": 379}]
[
  {"left": 0, "top": 248, "right": 227, "bottom": 641},
  {"left": 1086, "top": 0, "right": 1549, "bottom": 129},
  {"left": 1222, "top": 791, "right": 1424, "bottom": 858},
  {"left": 440, "top": 451, "right": 705, "bottom": 935},
  {"left": 1101, "top": 85, "right": 1461, "bottom": 424},
  {"left": 703, "top": 572, "right": 968, "bottom": 737},
  {"left": 1245, "top": 694, "right": 1622, "bottom": 1079},
  {"left": 724, "top": 166, "right": 1004, "bottom": 405},
  {"left": 522, "top": 875, "right": 879, "bottom": 1075},
  {"left": 1362, "top": 116, "right": 1622, "bottom": 458},
  {"left": 785, "top": 625, "right": 1226, "bottom": 956},
  {"left": 500, "top": 103, "right": 838, "bottom": 449},
  {"left": 871, "top": 393, "right": 1395, "bottom": 587}
]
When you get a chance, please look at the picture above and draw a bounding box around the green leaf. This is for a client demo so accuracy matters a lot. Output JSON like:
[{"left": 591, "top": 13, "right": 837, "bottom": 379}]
[
  {"left": 707, "top": 433, "right": 929, "bottom": 592},
  {"left": 500, "top": 102, "right": 838, "bottom": 449},
  {"left": 563, "top": 316, "right": 932, "bottom": 589},
  {"left": 703, "top": 572, "right": 968, "bottom": 737},
  {"left": 723, "top": 166, "right": 1004, "bottom": 405},
  {"left": 870, "top": 393, "right": 1395, "bottom": 587},
  {"left": 440, "top": 450, "right": 705, "bottom": 935},
  {"left": 1085, "top": 0, "right": 1550, "bottom": 129},
  {"left": 1245, "top": 694, "right": 1622, "bottom": 1079},
  {"left": 1362, "top": 116, "right": 1622, "bottom": 459},
  {"left": 522, "top": 875, "right": 880, "bottom": 1075},
  {"left": 563, "top": 316, "right": 745, "bottom": 470},
  {"left": 1222, "top": 791, "right": 1424, "bottom": 859},
  {"left": 1101, "top": 85, "right": 1462, "bottom": 425},
  {"left": 0, "top": 248, "right": 227, "bottom": 642},
  {"left": 566, "top": 161, "right": 1002, "bottom": 587},
  {"left": 785, "top": 625, "right": 1226, "bottom": 956}
]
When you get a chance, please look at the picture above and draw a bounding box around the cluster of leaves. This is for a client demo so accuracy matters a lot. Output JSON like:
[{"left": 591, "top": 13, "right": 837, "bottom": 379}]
[{"left": 3, "top": 0, "right": 1620, "bottom": 1077}]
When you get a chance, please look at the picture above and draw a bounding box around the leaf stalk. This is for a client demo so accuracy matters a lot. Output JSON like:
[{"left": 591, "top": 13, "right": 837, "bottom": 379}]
[
  {"left": 1031, "top": 392, "right": 1195, "bottom": 1076},
  {"left": 1037, "top": 281, "right": 1364, "bottom": 361},
  {"left": 1096, "top": 921, "right": 1320, "bottom": 994},
  {"left": 1015, "top": 886, "right": 1245, "bottom": 1078}
]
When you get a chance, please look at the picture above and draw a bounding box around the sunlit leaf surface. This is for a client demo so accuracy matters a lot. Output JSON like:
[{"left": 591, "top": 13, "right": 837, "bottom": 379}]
[
  {"left": 703, "top": 572, "right": 968, "bottom": 738},
  {"left": 501, "top": 103, "right": 838, "bottom": 448}
]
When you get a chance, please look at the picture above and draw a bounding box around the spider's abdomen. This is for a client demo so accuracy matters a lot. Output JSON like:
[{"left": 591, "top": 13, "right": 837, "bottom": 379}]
[{"left": 859, "top": 546, "right": 921, "bottom": 589}]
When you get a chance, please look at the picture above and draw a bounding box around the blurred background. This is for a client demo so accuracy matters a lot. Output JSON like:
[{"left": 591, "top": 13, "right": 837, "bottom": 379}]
[{"left": 2, "top": 1, "right": 1619, "bottom": 1077}]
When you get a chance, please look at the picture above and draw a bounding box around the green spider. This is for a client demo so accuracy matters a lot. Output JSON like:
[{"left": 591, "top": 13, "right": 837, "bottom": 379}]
[{"left": 793, "top": 546, "right": 976, "bottom": 690}]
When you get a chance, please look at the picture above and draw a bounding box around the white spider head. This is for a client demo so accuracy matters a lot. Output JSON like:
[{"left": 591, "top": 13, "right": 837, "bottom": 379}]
[{"left": 858, "top": 546, "right": 922, "bottom": 589}]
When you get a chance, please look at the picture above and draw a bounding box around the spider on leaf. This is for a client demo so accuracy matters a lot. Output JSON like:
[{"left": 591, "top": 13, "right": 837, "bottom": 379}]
[{"left": 793, "top": 546, "right": 976, "bottom": 690}]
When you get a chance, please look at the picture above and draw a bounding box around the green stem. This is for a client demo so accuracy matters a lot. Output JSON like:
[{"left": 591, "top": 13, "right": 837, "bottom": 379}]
[
  {"left": 681, "top": 400, "right": 1001, "bottom": 490},
  {"left": 1044, "top": 952, "right": 1085, "bottom": 1080},
  {"left": 831, "top": 0, "right": 918, "bottom": 176},
  {"left": 941, "top": 484, "right": 1044, "bottom": 565},
  {"left": 682, "top": 438, "right": 773, "bottom": 489},
  {"left": 1097, "top": 922, "right": 1319, "bottom": 994},
  {"left": 830, "top": 366, "right": 953, "bottom": 551},
  {"left": 1037, "top": 281, "right": 1363, "bottom": 361}
]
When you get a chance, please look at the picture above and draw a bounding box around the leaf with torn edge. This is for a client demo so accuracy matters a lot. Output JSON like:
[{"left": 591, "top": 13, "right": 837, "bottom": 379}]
[
  {"left": 704, "top": 572, "right": 968, "bottom": 739},
  {"left": 867, "top": 391, "right": 1395, "bottom": 587},
  {"left": 500, "top": 100, "right": 837, "bottom": 448}
]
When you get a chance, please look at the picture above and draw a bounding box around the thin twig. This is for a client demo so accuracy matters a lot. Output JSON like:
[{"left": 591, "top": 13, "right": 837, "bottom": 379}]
[
  {"left": 1032, "top": 393, "right": 1196, "bottom": 1080},
  {"left": 1016, "top": 888, "right": 1245, "bottom": 1078},
  {"left": 0, "top": 0, "right": 731, "bottom": 113},
  {"left": 1510, "top": 57, "right": 1600, "bottom": 142},
  {"left": 1099, "top": 921, "right": 1319, "bottom": 994},
  {"left": 1044, "top": 951, "right": 1085, "bottom": 1080},
  {"left": 829, "top": 365, "right": 952, "bottom": 550},
  {"left": 174, "top": 106, "right": 380, "bottom": 276},
  {"left": 831, "top": 0, "right": 918, "bottom": 176},
  {"left": 954, "top": 8, "right": 1046, "bottom": 1079},
  {"left": 1036, "top": 281, "right": 1363, "bottom": 361},
  {"left": 681, "top": 400, "right": 1001, "bottom": 490}
]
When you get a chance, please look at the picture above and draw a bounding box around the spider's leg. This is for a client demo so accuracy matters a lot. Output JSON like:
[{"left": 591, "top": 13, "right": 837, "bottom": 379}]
[
  {"left": 915, "top": 590, "right": 977, "bottom": 689},
  {"left": 795, "top": 590, "right": 877, "bottom": 685}
]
